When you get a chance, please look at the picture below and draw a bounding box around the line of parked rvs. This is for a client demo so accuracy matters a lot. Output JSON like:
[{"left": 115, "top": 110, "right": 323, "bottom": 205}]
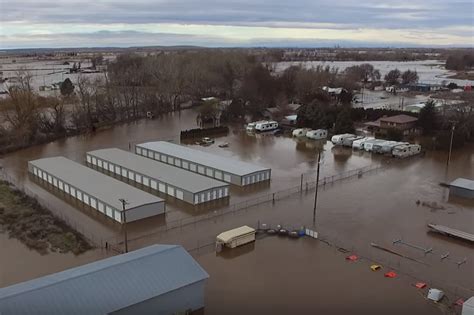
[
  {"left": 331, "top": 134, "right": 421, "bottom": 158},
  {"left": 292, "top": 128, "right": 328, "bottom": 140}
]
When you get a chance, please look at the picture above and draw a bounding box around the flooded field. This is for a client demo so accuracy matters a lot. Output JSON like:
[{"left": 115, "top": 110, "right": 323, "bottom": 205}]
[
  {"left": 0, "top": 108, "right": 473, "bottom": 310},
  {"left": 198, "top": 236, "right": 444, "bottom": 315},
  {"left": 275, "top": 60, "right": 474, "bottom": 86}
]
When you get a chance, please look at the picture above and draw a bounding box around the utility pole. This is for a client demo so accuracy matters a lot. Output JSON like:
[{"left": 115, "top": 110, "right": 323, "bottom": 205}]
[
  {"left": 313, "top": 151, "right": 322, "bottom": 226},
  {"left": 447, "top": 122, "right": 456, "bottom": 166},
  {"left": 119, "top": 198, "right": 129, "bottom": 253}
]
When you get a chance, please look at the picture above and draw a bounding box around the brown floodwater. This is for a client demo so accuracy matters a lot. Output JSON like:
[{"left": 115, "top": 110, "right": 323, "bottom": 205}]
[
  {"left": 0, "top": 108, "right": 473, "bottom": 310},
  {"left": 198, "top": 236, "right": 444, "bottom": 315}
]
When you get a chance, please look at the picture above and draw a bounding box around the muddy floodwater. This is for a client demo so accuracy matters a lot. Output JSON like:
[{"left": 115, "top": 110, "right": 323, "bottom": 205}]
[
  {"left": 0, "top": 108, "right": 473, "bottom": 311},
  {"left": 198, "top": 236, "right": 443, "bottom": 315}
]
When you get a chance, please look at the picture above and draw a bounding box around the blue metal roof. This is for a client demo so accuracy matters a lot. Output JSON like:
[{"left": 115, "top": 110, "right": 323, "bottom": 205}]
[{"left": 0, "top": 245, "right": 209, "bottom": 315}]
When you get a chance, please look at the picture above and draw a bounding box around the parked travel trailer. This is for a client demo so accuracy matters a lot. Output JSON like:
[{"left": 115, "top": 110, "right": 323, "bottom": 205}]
[
  {"left": 255, "top": 121, "right": 279, "bottom": 132},
  {"left": 292, "top": 128, "right": 309, "bottom": 137},
  {"left": 216, "top": 226, "right": 256, "bottom": 249},
  {"left": 392, "top": 144, "right": 422, "bottom": 158},
  {"left": 373, "top": 141, "right": 396, "bottom": 154},
  {"left": 306, "top": 129, "right": 328, "bottom": 140},
  {"left": 363, "top": 139, "right": 386, "bottom": 152},
  {"left": 246, "top": 120, "right": 266, "bottom": 132},
  {"left": 331, "top": 134, "right": 355, "bottom": 145},
  {"left": 381, "top": 141, "right": 408, "bottom": 154},
  {"left": 342, "top": 135, "right": 364, "bottom": 147},
  {"left": 352, "top": 137, "right": 374, "bottom": 150}
]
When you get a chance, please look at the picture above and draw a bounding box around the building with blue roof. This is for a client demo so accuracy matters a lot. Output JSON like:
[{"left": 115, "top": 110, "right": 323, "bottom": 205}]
[{"left": 0, "top": 244, "right": 209, "bottom": 315}]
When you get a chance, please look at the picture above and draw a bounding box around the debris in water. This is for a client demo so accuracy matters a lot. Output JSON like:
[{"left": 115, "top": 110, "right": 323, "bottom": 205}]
[{"left": 415, "top": 282, "right": 427, "bottom": 289}]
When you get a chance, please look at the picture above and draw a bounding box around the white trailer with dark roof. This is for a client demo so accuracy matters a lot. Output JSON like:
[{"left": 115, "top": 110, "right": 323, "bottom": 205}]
[
  {"left": 86, "top": 148, "right": 230, "bottom": 205},
  {"left": 28, "top": 157, "right": 165, "bottom": 223},
  {"left": 135, "top": 141, "right": 271, "bottom": 186}
]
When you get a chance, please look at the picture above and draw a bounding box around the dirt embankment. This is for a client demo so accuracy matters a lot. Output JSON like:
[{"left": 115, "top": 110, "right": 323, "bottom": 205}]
[{"left": 0, "top": 180, "right": 92, "bottom": 255}]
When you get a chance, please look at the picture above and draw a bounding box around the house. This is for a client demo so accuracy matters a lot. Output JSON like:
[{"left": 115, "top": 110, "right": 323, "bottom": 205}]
[
  {"left": 0, "top": 244, "right": 209, "bottom": 315},
  {"left": 280, "top": 114, "right": 298, "bottom": 127},
  {"left": 365, "top": 114, "right": 418, "bottom": 135},
  {"left": 264, "top": 103, "right": 302, "bottom": 119}
]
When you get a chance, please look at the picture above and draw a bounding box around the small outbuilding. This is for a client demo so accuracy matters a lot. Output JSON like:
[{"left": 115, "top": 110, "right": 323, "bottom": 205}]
[
  {"left": 216, "top": 225, "right": 256, "bottom": 248},
  {"left": 450, "top": 178, "right": 474, "bottom": 199},
  {"left": 0, "top": 244, "right": 209, "bottom": 315}
]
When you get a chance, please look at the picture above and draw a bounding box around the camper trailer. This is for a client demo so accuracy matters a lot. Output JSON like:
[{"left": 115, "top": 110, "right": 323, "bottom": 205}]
[
  {"left": 373, "top": 141, "right": 396, "bottom": 154},
  {"left": 292, "top": 128, "right": 310, "bottom": 137},
  {"left": 342, "top": 135, "right": 364, "bottom": 147},
  {"left": 255, "top": 121, "right": 279, "bottom": 132},
  {"left": 306, "top": 129, "right": 328, "bottom": 140},
  {"left": 363, "top": 139, "right": 386, "bottom": 152},
  {"left": 331, "top": 133, "right": 355, "bottom": 145},
  {"left": 352, "top": 137, "right": 374, "bottom": 150},
  {"left": 381, "top": 141, "right": 408, "bottom": 154},
  {"left": 392, "top": 144, "right": 422, "bottom": 158}
]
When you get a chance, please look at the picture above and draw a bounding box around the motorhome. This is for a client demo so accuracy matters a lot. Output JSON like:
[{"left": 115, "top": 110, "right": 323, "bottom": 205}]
[
  {"left": 331, "top": 133, "right": 355, "bottom": 145},
  {"left": 255, "top": 121, "right": 279, "bottom": 132},
  {"left": 306, "top": 129, "right": 328, "bottom": 140},
  {"left": 342, "top": 135, "right": 364, "bottom": 147},
  {"left": 352, "top": 137, "right": 374, "bottom": 150},
  {"left": 392, "top": 144, "right": 422, "bottom": 158}
]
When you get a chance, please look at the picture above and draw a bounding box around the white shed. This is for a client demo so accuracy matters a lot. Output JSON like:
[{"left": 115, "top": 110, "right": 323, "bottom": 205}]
[{"left": 216, "top": 226, "right": 256, "bottom": 248}]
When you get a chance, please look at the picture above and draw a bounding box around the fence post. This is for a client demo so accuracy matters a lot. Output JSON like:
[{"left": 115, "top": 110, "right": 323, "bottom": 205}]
[
  {"left": 300, "top": 174, "right": 303, "bottom": 193},
  {"left": 272, "top": 193, "right": 275, "bottom": 203}
]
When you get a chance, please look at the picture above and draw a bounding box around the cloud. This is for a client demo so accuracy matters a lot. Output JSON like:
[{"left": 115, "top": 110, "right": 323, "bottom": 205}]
[{"left": 0, "top": 0, "right": 473, "bottom": 48}]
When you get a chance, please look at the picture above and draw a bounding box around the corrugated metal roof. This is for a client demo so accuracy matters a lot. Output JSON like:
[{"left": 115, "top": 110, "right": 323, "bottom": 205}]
[
  {"left": 29, "top": 157, "right": 163, "bottom": 211},
  {"left": 87, "top": 148, "right": 229, "bottom": 193},
  {"left": 216, "top": 225, "right": 255, "bottom": 243},
  {"left": 450, "top": 178, "right": 474, "bottom": 191},
  {"left": 137, "top": 141, "right": 270, "bottom": 177},
  {"left": 0, "top": 245, "right": 209, "bottom": 315}
]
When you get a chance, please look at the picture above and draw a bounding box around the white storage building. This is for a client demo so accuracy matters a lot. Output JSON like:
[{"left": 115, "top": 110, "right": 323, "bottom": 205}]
[
  {"left": 86, "top": 148, "right": 230, "bottom": 205},
  {"left": 135, "top": 141, "right": 271, "bottom": 186},
  {"left": 28, "top": 157, "right": 165, "bottom": 223}
]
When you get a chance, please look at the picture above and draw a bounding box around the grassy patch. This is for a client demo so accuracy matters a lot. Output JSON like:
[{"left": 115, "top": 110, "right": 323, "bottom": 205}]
[{"left": 0, "top": 180, "right": 92, "bottom": 255}]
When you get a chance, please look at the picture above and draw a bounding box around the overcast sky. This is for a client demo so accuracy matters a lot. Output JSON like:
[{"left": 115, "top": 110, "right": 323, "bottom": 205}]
[{"left": 1, "top": 0, "right": 473, "bottom": 49}]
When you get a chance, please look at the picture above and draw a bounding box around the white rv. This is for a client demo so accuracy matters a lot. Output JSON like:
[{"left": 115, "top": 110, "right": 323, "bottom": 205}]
[
  {"left": 373, "top": 140, "right": 395, "bottom": 154},
  {"left": 331, "top": 133, "right": 355, "bottom": 145},
  {"left": 292, "top": 128, "right": 310, "bottom": 137},
  {"left": 363, "top": 139, "right": 386, "bottom": 152},
  {"left": 342, "top": 135, "right": 364, "bottom": 147},
  {"left": 392, "top": 144, "right": 422, "bottom": 158},
  {"left": 306, "top": 129, "right": 328, "bottom": 140},
  {"left": 255, "top": 120, "right": 279, "bottom": 132},
  {"left": 352, "top": 137, "right": 374, "bottom": 150},
  {"left": 381, "top": 141, "right": 408, "bottom": 154},
  {"left": 246, "top": 120, "right": 266, "bottom": 132}
]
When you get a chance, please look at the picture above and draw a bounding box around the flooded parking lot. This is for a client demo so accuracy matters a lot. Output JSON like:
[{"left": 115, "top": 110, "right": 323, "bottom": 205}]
[{"left": 0, "top": 108, "right": 473, "bottom": 308}]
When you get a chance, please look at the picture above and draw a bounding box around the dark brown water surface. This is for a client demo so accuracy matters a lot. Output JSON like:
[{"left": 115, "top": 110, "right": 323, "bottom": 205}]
[
  {"left": 0, "top": 108, "right": 473, "bottom": 312},
  {"left": 198, "top": 236, "right": 443, "bottom": 315}
]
